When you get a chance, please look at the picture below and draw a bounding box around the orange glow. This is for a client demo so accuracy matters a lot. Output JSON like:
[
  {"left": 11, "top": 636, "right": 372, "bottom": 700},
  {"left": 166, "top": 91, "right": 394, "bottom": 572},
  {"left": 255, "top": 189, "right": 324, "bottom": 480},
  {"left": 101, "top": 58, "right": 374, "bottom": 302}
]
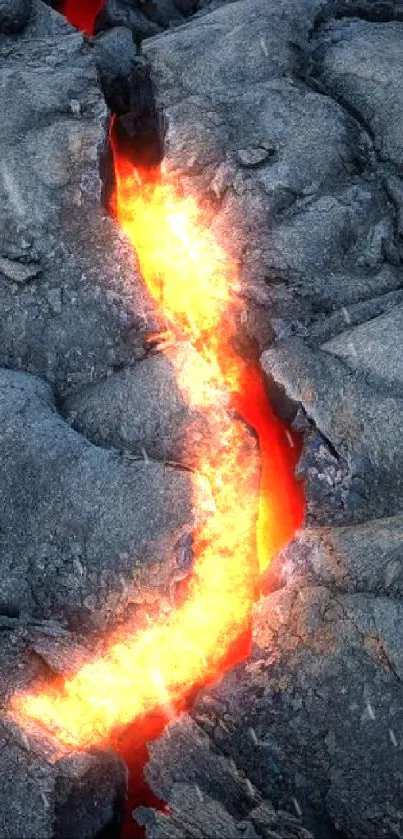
[{"left": 12, "top": 141, "right": 303, "bottom": 750}]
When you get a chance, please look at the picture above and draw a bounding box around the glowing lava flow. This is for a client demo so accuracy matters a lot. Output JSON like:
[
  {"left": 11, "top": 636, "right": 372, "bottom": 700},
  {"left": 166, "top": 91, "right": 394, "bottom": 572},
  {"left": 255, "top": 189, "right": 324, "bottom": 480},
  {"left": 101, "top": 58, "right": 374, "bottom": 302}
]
[
  {"left": 12, "top": 149, "right": 303, "bottom": 751},
  {"left": 59, "top": 0, "right": 103, "bottom": 35}
]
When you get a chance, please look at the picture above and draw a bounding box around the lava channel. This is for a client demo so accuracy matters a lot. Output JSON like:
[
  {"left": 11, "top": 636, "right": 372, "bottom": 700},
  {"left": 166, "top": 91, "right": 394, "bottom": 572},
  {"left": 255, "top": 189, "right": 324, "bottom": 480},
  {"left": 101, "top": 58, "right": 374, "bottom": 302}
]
[
  {"left": 12, "top": 146, "right": 303, "bottom": 747},
  {"left": 11, "top": 0, "right": 304, "bottom": 830}
]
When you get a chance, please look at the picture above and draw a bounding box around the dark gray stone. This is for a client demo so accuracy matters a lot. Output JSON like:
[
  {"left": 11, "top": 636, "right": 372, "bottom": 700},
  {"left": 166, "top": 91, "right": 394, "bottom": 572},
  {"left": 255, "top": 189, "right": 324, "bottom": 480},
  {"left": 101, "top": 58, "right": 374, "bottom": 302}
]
[
  {"left": 92, "top": 25, "right": 139, "bottom": 114},
  {"left": 315, "top": 19, "right": 403, "bottom": 167},
  {"left": 95, "top": 0, "right": 163, "bottom": 42},
  {"left": 265, "top": 515, "right": 403, "bottom": 598},
  {"left": 182, "top": 582, "right": 403, "bottom": 839},
  {"left": 323, "top": 303, "right": 403, "bottom": 396},
  {"left": 0, "top": 0, "right": 31, "bottom": 32},
  {"left": 3, "top": 0, "right": 403, "bottom": 837},
  {"left": 0, "top": 367, "right": 206, "bottom": 631},
  {"left": 261, "top": 339, "right": 403, "bottom": 524},
  {"left": 0, "top": 0, "right": 157, "bottom": 398},
  {"left": 138, "top": 716, "right": 312, "bottom": 839}
]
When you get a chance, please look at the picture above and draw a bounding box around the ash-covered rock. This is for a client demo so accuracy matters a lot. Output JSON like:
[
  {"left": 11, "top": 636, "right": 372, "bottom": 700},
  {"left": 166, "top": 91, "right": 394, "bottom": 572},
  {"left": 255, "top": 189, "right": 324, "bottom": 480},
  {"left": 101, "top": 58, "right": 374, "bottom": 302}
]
[
  {"left": 262, "top": 339, "right": 403, "bottom": 525},
  {"left": 180, "top": 580, "right": 403, "bottom": 839},
  {"left": 0, "top": 366, "right": 209, "bottom": 631},
  {"left": 92, "top": 25, "right": 140, "bottom": 114},
  {"left": 94, "top": 0, "right": 216, "bottom": 44},
  {"left": 264, "top": 515, "right": 403, "bottom": 598},
  {"left": 0, "top": 0, "right": 158, "bottom": 397},
  {"left": 135, "top": 2, "right": 403, "bottom": 838},
  {"left": 137, "top": 715, "right": 313, "bottom": 839}
]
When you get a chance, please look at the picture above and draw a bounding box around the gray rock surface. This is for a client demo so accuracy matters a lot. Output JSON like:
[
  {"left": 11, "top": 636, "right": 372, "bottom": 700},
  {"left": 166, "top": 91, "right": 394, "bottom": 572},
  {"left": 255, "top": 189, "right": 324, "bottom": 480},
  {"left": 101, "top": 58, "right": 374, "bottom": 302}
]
[
  {"left": 323, "top": 303, "right": 403, "bottom": 393},
  {"left": 92, "top": 25, "right": 140, "bottom": 114},
  {"left": 0, "top": 367, "right": 204, "bottom": 631},
  {"left": 0, "top": 0, "right": 156, "bottom": 397},
  {"left": 3, "top": 0, "right": 403, "bottom": 837},
  {"left": 135, "top": 1, "right": 403, "bottom": 838},
  {"left": 262, "top": 339, "right": 403, "bottom": 524},
  {"left": 94, "top": 0, "right": 214, "bottom": 44},
  {"left": 137, "top": 716, "right": 313, "bottom": 838}
]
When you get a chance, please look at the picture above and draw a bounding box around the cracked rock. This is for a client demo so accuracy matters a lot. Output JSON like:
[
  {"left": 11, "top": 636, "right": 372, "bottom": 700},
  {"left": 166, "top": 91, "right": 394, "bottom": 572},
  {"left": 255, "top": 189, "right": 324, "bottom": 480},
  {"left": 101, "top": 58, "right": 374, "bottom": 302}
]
[{"left": 261, "top": 339, "right": 403, "bottom": 524}]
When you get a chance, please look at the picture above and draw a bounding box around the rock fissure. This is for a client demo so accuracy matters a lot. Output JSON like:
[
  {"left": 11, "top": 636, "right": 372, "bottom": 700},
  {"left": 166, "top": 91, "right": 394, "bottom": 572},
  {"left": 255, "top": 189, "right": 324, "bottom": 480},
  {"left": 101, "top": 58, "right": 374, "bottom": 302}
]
[{"left": 2, "top": 0, "right": 403, "bottom": 837}]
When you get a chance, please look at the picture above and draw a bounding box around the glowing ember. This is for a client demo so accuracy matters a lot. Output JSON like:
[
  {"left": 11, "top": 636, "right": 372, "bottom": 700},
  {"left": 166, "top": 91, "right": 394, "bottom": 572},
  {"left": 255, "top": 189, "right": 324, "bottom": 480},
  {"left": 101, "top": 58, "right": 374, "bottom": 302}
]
[{"left": 12, "top": 143, "right": 303, "bottom": 750}]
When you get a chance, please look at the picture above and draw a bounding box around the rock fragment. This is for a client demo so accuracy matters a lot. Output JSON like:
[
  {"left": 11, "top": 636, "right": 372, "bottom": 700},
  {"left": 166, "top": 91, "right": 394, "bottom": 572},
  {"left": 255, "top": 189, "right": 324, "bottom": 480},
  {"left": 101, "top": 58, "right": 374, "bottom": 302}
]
[
  {"left": 92, "top": 25, "right": 139, "bottom": 114},
  {"left": 137, "top": 716, "right": 312, "bottom": 839},
  {"left": 0, "top": 367, "right": 208, "bottom": 631}
]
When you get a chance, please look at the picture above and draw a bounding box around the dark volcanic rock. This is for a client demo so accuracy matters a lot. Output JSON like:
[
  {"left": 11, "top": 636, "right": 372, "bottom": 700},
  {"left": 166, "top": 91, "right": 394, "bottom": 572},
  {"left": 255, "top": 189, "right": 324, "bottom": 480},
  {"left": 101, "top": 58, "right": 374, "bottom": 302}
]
[
  {"left": 262, "top": 339, "right": 403, "bottom": 525},
  {"left": 0, "top": 0, "right": 156, "bottom": 397},
  {"left": 95, "top": 0, "right": 164, "bottom": 43},
  {"left": 134, "top": 2, "right": 403, "bottom": 838},
  {"left": 184, "top": 581, "right": 403, "bottom": 839},
  {"left": 265, "top": 515, "right": 403, "bottom": 598},
  {"left": 94, "top": 0, "right": 211, "bottom": 43},
  {"left": 315, "top": 19, "right": 403, "bottom": 168},
  {"left": 3, "top": 0, "right": 403, "bottom": 836},
  {"left": 138, "top": 716, "right": 313, "bottom": 839},
  {"left": 0, "top": 367, "right": 207, "bottom": 631},
  {"left": 92, "top": 25, "right": 140, "bottom": 114},
  {"left": 0, "top": 0, "right": 31, "bottom": 32}
]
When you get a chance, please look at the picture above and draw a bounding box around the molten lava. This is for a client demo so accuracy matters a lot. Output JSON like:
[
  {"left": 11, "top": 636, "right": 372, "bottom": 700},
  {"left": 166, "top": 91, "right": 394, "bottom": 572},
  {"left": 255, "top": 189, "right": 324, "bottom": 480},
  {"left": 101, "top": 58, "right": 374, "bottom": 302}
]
[
  {"left": 11, "top": 2, "right": 303, "bottom": 748},
  {"left": 12, "top": 150, "right": 303, "bottom": 750},
  {"left": 59, "top": 0, "right": 103, "bottom": 35}
]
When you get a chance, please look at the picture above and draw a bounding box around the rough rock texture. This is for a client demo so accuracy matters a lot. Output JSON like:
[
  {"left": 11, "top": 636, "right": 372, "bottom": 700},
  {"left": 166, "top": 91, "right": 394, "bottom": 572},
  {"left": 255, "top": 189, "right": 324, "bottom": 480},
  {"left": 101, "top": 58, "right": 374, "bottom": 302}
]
[
  {"left": 94, "top": 0, "right": 216, "bottom": 44},
  {"left": 0, "top": 0, "right": 153, "bottom": 397},
  {"left": 92, "top": 25, "right": 140, "bottom": 114},
  {"left": 3, "top": 0, "right": 403, "bottom": 837},
  {"left": 132, "top": 1, "right": 403, "bottom": 838},
  {"left": 0, "top": 367, "right": 208, "bottom": 632},
  {"left": 0, "top": 1, "right": 243, "bottom": 834},
  {"left": 138, "top": 716, "right": 313, "bottom": 839}
]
